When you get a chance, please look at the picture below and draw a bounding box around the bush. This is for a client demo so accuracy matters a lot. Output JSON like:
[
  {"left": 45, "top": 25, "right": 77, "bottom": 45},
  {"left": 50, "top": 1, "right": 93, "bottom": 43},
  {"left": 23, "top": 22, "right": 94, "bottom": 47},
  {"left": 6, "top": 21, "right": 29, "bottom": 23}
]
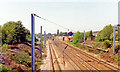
[
  {"left": 109, "top": 54, "right": 118, "bottom": 61},
  {"left": 115, "top": 44, "right": 119, "bottom": 53},
  {"left": 11, "top": 51, "right": 31, "bottom": 67},
  {"left": 73, "top": 31, "right": 84, "bottom": 44},
  {"left": 0, "top": 65, "right": 18, "bottom": 72},
  {"left": 2, "top": 44, "right": 10, "bottom": 51},
  {"left": 0, "top": 65, "right": 11, "bottom": 71},
  {"left": 103, "top": 40, "right": 111, "bottom": 48}
]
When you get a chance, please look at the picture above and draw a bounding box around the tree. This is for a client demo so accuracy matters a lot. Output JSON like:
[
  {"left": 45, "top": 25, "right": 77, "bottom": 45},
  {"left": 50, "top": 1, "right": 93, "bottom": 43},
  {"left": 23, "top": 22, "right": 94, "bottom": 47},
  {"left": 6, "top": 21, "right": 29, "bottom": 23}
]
[
  {"left": 73, "top": 31, "right": 84, "bottom": 44},
  {"left": 97, "top": 24, "right": 113, "bottom": 41},
  {"left": 48, "top": 33, "right": 51, "bottom": 35},
  {"left": 58, "top": 32, "right": 63, "bottom": 36},
  {"left": 63, "top": 32, "right": 68, "bottom": 36},
  {"left": 2, "top": 21, "right": 30, "bottom": 44},
  {"left": 110, "top": 31, "right": 118, "bottom": 41},
  {"left": 89, "top": 30, "right": 93, "bottom": 37},
  {"left": 36, "top": 33, "right": 41, "bottom": 38}
]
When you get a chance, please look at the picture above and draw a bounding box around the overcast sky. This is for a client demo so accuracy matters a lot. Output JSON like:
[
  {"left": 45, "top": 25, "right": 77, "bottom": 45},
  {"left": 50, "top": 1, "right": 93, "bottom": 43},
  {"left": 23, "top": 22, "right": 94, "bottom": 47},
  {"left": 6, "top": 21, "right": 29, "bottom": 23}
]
[{"left": 0, "top": 0, "right": 119, "bottom": 34}]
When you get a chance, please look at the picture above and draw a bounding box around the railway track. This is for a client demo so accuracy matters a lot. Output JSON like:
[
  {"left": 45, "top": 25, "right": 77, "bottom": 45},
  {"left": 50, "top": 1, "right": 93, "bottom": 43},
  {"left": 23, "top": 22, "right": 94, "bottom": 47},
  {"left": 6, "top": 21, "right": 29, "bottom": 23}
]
[
  {"left": 58, "top": 40, "right": 119, "bottom": 70},
  {"left": 53, "top": 40, "right": 100, "bottom": 71},
  {"left": 51, "top": 39, "right": 119, "bottom": 71},
  {"left": 49, "top": 42, "right": 61, "bottom": 72}
]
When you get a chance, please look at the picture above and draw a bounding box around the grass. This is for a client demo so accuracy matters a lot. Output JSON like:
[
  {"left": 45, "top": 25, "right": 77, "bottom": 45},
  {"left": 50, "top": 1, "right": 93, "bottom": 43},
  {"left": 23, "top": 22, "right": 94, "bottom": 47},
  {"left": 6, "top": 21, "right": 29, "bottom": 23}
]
[
  {"left": 0, "top": 65, "right": 18, "bottom": 72},
  {"left": 109, "top": 54, "right": 118, "bottom": 61},
  {"left": 42, "top": 54, "right": 47, "bottom": 58},
  {"left": 11, "top": 51, "right": 31, "bottom": 67},
  {"left": 35, "top": 59, "right": 44, "bottom": 65}
]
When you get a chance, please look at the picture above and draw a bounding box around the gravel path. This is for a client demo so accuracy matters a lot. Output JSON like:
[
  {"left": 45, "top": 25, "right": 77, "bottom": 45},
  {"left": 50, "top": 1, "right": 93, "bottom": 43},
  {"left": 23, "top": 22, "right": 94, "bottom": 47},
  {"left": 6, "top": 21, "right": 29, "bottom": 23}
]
[{"left": 40, "top": 41, "right": 51, "bottom": 70}]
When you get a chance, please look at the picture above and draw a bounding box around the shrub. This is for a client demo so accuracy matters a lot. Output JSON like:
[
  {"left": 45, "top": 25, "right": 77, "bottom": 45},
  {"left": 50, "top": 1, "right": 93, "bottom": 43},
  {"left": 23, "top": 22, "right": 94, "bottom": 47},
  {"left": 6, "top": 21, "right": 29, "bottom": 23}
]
[
  {"left": 103, "top": 40, "right": 111, "bottom": 48},
  {"left": 0, "top": 65, "right": 18, "bottom": 72},
  {"left": 0, "top": 65, "right": 11, "bottom": 71},
  {"left": 42, "top": 54, "right": 47, "bottom": 58},
  {"left": 2, "top": 44, "right": 10, "bottom": 51},
  {"left": 109, "top": 54, "right": 118, "bottom": 61},
  {"left": 11, "top": 51, "right": 31, "bottom": 67},
  {"left": 115, "top": 44, "right": 119, "bottom": 53},
  {"left": 35, "top": 59, "right": 43, "bottom": 65}
]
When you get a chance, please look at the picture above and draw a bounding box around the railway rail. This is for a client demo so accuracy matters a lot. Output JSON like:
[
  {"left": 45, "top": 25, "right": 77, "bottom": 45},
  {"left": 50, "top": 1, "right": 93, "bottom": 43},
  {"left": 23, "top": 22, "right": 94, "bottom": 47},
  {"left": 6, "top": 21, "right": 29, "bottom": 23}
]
[
  {"left": 57, "top": 40, "right": 119, "bottom": 70},
  {"left": 49, "top": 39, "right": 119, "bottom": 71},
  {"left": 53, "top": 40, "right": 101, "bottom": 71},
  {"left": 49, "top": 42, "right": 62, "bottom": 72}
]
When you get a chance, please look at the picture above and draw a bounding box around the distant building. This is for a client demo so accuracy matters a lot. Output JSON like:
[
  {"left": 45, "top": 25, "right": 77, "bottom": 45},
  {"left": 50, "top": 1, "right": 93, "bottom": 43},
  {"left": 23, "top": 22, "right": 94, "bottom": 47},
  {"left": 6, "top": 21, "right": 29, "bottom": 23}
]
[
  {"left": 52, "top": 34, "right": 57, "bottom": 36},
  {"left": 93, "top": 33, "right": 98, "bottom": 37},
  {"left": 87, "top": 36, "right": 95, "bottom": 41}
]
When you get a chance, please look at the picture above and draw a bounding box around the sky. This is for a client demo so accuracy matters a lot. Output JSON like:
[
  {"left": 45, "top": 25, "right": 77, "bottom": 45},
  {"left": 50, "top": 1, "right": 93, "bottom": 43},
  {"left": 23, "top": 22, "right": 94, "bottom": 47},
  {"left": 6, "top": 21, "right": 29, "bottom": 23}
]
[{"left": 0, "top": 0, "right": 119, "bottom": 34}]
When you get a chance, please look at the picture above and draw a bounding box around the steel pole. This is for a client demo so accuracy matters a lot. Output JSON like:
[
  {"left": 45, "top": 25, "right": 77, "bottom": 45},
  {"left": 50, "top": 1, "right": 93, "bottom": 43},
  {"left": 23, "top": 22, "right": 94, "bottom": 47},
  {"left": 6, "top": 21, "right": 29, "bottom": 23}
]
[
  {"left": 113, "top": 26, "right": 115, "bottom": 55},
  {"left": 40, "top": 26, "right": 42, "bottom": 59},
  {"left": 84, "top": 30, "right": 85, "bottom": 43},
  {"left": 31, "top": 14, "right": 35, "bottom": 72},
  {"left": 44, "top": 31, "right": 46, "bottom": 47}
]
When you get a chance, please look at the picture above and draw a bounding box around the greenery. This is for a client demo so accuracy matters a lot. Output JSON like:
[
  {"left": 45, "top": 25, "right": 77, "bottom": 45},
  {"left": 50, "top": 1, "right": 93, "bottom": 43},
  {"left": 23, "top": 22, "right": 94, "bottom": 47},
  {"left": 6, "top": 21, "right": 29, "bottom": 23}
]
[
  {"left": 89, "top": 30, "right": 93, "bottom": 37},
  {"left": 103, "top": 40, "right": 111, "bottom": 48},
  {"left": 97, "top": 24, "right": 113, "bottom": 41},
  {"left": 85, "top": 30, "right": 93, "bottom": 40},
  {"left": 2, "top": 44, "right": 10, "bottom": 51},
  {"left": 58, "top": 32, "right": 68, "bottom": 36},
  {"left": 11, "top": 51, "right": 31, "bottom": 67},
  {"left": 42, "top": 54, "right": 47, "bottom": 58},
  {"left": 73, "top": 31, "right": 84, "bottom": 44},
  {"left": 115, "top": 44, "right": 119, "bottom": 53},
  {"left": 2, "top": 21, "right": 30, "bottom": 44},
  {"left": 0, "top": 65, "right": 18, "bottom": 72},
  {"left": 35, "top": 59, "right": 43, "bottom": 65},
  {"left": 110, "top": 31, "right": 118, "bottom": 41},
  {"left": 109, "top": 54, "right": 118, "bottom": 61}
]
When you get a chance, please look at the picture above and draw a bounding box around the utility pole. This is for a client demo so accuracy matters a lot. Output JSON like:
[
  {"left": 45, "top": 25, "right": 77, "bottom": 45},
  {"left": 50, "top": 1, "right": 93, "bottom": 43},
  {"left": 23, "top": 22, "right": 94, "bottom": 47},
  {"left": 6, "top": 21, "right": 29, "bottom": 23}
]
[
  {"left": 40, "top": 26, "right": 42, "bottom": 59},
  {"left": 84, "top": 30, "right": 85, "bottom": 43},
  {"left": 44, "top": 31, "right": 46, "bottom": 47},
  {"left": 113, "top": 26, "right": 115, "bottom": 55},
  {"left": 31, "top": 14, "right": 35, "bottom": 72}
]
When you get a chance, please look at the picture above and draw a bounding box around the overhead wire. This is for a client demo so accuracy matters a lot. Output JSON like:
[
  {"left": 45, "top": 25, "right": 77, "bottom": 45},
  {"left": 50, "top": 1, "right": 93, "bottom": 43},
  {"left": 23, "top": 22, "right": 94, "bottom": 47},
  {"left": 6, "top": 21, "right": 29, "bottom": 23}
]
[{"left": 33, "top": 13, "right": 76, "bottom": 32}]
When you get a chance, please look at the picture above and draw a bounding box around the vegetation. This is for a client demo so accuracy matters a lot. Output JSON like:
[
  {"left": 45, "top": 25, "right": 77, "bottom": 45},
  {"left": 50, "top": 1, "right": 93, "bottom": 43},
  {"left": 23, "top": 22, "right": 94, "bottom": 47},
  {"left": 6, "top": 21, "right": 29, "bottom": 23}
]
[
  {"left": 0, "top": 65, "right": 18, "bottom": 72},
  {"left": 72, "top": 31, "right": 84, "bottom": 44},
  {"left": 89, "top": 30, "right": 93, "bottom": 37},
  {"left": 97, "top": 24, "right": 113, "bottom": 41},
  {"left": 103, "top": 40, "right": 111, "bottom": 48},
  {"left": 11, "top": 51, "right": 31, "bottom": 67},
  {"left": 2, "top": 44, "right": 10, "bottom": 51},
  {"left": 110, "top": 31, "right": 118, "bottom": 41},
  {"left": 2, "top": 21, "right": 30, "bottom": 44},
  {"left": 109, "top": 54, "right": 118, "bottom": 61},
  {"left": 115, "top": 44, "right": 119, "bottom": 53},
  {"left": 58, "top": 32, "right": 68, "bottom": 36}
]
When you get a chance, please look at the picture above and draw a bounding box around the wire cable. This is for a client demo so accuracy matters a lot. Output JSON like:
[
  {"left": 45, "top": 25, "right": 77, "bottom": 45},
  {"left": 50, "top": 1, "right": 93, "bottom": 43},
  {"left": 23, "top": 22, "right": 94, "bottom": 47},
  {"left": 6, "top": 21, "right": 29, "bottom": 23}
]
[{"left": 33, "top": 13, "right": 75, "bottom": 32}]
